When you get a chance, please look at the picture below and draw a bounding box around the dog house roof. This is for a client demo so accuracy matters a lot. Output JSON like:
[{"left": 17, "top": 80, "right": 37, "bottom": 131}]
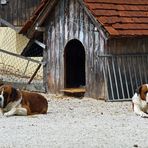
[
  {"left": 20, "top": 0, "right": 148, "bottom": 37},
  {"left": 84, "top": 0, "right": 148, "bottom": 37}
]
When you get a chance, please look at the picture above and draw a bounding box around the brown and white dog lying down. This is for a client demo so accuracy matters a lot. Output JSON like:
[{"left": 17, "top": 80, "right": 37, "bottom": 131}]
[
  {"left": 132, "top": 84, "right": 148, "bottom": 118},
  {"left": 0, "top": 85, "right": 48, "bottom": 117}
]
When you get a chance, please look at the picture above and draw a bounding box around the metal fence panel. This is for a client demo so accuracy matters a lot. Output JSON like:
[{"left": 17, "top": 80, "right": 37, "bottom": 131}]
[
  {"left": 0, "top": 48, "right": 44, "bottom": 92},
  {"left": 0, "top": 19, "right": 44, "bottom": 92},
  {"left": 100, "top": 54, "right": 148, "bottom": 101}
]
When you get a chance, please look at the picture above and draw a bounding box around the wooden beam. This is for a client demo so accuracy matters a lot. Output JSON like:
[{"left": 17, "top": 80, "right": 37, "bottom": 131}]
[
  {"left": 27, "top": 0, "right": 58, "bottom": 38},
  {"left": 28, "top": 63, "right": 42, "bottom": 84},
  {"left": 34, "top": 40, "right": 46, "bottom": 49},
  {"left": 60, "top": 88, "right": 86, "bottom": 93}
]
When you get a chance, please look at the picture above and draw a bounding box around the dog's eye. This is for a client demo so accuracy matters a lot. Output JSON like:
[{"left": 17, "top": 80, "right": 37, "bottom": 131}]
[{"left": 3, "top": 92, "right": 8, "bottom": 99}]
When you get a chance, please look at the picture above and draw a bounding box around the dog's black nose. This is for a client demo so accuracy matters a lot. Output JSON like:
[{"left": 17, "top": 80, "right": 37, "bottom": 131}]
[{"left": 0, "top": 97, "right": 2, "bottom": 101}]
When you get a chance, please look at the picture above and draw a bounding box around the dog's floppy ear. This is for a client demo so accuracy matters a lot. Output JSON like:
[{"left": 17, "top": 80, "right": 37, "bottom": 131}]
[
  {"left": 10, "top": 87, "right": 18, "bottom": 100},
  {"left": 136, "top": 86, "right": 142, "bottom": 94}
]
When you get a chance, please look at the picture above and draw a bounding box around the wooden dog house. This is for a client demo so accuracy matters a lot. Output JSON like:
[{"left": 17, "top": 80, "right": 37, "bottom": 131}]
[{"left": 20, "top": 0, "right": 148, "bottom": 101}]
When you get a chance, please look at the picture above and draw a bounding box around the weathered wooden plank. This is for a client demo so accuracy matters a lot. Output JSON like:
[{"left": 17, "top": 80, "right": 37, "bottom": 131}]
[
  {"left": 44, "top": 19, "right": 52, "bottom": 92},
  {"left": 79, "top": 5, "right": 84, "bottom": 43},
  {"left": 87, "top": 22, "right": 94, "bottom": 97},
  {"left": 93, "top": 30, "right": 100, "bottom": 98},
  {"left": 91, "top": 25, "right": 97, "bottom": 98},
  {"left": 64, "top": 0, "right": 69, "bottom": 42},
  {"left": 54, "top": 3, "right": 60, "bottom": 93},
  {"left": 73, "top": 0, "right": 78, "bottom": 38},
  {"left": 59, "top": 0, "right": 65, "bottom": 90},
  {"left": 69, "top": 0, "right": 74, "bottom": 39},
  {"left": 48, "top": 18, "right": 56, "bottom": 93},
  {"left": 61, "top": 88, "right": 85, "bottom": 93},
  {"left": 83, "top": 8, "right": 88, "bottom": 47},
  {"left": 0, "top": 0, "right": 40, "bottom": 26},
  {"left": 13, "top": 0, "right": 18, "bottom": 26}
]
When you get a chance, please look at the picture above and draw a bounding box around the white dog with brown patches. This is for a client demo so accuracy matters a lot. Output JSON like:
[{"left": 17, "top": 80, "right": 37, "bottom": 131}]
[
  {"left": 132, "top": 84, "right": 148, "bottom": 118},
  {"left": 0, "top": 85, "right": 48, "bottom": 117}
]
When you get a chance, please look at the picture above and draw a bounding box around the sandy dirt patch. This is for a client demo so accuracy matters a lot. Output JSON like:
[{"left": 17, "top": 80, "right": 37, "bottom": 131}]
[{"left": 0, "top": 95, "right": 147, "bottom": 148}]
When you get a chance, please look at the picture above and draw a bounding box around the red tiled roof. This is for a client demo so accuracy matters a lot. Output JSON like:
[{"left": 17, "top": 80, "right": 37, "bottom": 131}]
[
  {"left": 20, "top": 0, "right": 148, "bottom": 37},
  {"left": 83, "top": 0, "right": 148, "bottom": 37}
]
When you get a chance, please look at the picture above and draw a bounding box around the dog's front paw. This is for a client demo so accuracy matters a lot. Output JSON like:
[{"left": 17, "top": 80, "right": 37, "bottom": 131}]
[
  {"left": 4, "top": 112, "right": 11, "bottom": 117},
  {"left": 139, "top": 112, "right": 148, "bottom": 118}
]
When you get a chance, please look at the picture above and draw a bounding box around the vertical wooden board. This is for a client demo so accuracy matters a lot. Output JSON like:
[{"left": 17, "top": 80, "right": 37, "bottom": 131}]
[
  {"left": 95, "top": 32, "right": 106, "bottom": 99},
  {"left": 85, "top": 21, "right": 90, "bottom": 96},
  {"left": 54, "top": 3, "right": 60, "bottom": 93},
  {"left": 26, "top": 0, "right": 31, "bottom": 23},
  {"left": 88, "top": 23, "right": 95, "bottom": 97},
  {"left": 72, "top": 0, "right": 76, "bottom": 38},
  {"left": 94, "top": 32, "right": 100, "bottom": 55},
  {"left": 3, "top": 3, "right": 8, "bottom": 23},
  {"left": 18, "top": 0, "right": 22, "bottom": 26},
  {"left": 0, "top": 0, "right": 40, "bottom": 26},
  {"left": 47, "top": 21, "right": 52, "bottom": 69},
  {"left": 84, "top": 21, "right": 90, "bottom": 96},
  {"left": 68, "top": 0, "right": 74, "bottom": 39},
  {"left": 93, "top": 31, "right": 100, "bottom": 98},
  {"left": 73, "top": 0, "right": 78, "bottom": 38},
  {"left": 99, "top": 34, "right": 105, "bottom": 54},
  {"left": 2, "top": 2, "right": 6, "bottom": 23},
  {"left": 63, "top": 0, "right": 70, "bottom": 90},
  {"left": 85, "top": 21, "right": 90, "bottom": 95},
  {"left": 43, "top": 28, "right": 50, "bottom": 92},
  {"left": 14, "top": 0, "right": 18, "bottom": 25},
  {"left": 59, "top": 0, "right": 65, "bottom": 90},
  {"left": 21, "top": 0, "right": 26, "bottom": 26},
  {"left": 48, "top": 18, "right": 56, "bottom": 93},
  {"left": 91, "top": 26, "right": 97, "bottom": 98},
  {"left": 47, "top": 21, "right": 53, "bottom": 91},
  {"left": 64, "top": 0, "right": 69, "bottom": 43},
  {"left": 83, "top": 9, "right": 88, "bottom": 48},
  {"left": 83, "top": 11, "right": 89, "bottom": 96},
  {"left": 79, "top": 5, "right": 84, "bottom": 42},
  {"left": 6, "top": 0, "right": 11, "bottom": 24},
  {"left": 0, "top": 4, "right": 1, "bottom": 18}
]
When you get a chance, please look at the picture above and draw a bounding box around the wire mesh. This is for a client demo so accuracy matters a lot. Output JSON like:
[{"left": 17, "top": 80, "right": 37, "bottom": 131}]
[
  {"left": 0, "top": 48, "right": 44, "bottom": 91},
  {"left": 0, "top": 25, "right": 44, "bottom": 92}
]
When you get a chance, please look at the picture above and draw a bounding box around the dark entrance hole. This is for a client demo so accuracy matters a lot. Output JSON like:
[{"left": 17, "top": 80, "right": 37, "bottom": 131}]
[{"left": 64, "top": 39, "right": 86, "bottom": 89}]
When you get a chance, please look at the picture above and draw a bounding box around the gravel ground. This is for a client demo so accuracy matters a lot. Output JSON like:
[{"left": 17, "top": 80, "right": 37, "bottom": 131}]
[{"left": 0, "top": 94, "right": 148, "bottom": 148}]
